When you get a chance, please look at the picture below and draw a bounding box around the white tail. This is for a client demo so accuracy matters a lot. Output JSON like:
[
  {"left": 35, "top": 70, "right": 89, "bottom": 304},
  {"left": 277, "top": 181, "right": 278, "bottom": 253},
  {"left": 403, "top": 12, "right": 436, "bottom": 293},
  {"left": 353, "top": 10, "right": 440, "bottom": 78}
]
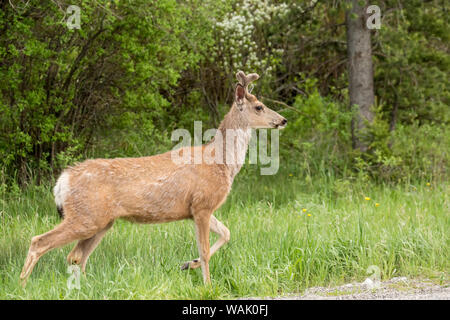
[
  {"left": 20, "top": 71, "right": 287, "bottom": 285},
  {"left": 53, "top": 172, "right": 70, "bottom": 216}
]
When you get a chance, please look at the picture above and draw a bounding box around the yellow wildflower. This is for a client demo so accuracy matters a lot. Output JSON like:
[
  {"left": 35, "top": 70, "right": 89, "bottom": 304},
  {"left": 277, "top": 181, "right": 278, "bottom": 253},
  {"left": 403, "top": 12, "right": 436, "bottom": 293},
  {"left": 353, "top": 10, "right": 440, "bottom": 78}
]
[
  {"left": 375, "top": 203, "right": 380, "bottom": 207},
  {"left": 365, "top": 197, "right": 371, "bottom": 201},
  {"left": 426, "top": 182, "right": 431, "bottom": 186},
  {"left": 302, "top": 208, "right": 307, "bottom": 212},
  {"left": 307, "top": 214, "right": 311, "bottom": 217}
]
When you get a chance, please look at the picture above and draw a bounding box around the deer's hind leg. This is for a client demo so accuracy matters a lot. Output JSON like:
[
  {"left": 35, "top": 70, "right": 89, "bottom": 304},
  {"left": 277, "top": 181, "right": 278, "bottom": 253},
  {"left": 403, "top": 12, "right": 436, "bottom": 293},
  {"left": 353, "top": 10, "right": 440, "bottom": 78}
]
[
  {"left": 20, "top": 217, "right": 104, "bottom": 286},
  {"left": 67, "top": 221, "right": 114, "bottom": 273}
]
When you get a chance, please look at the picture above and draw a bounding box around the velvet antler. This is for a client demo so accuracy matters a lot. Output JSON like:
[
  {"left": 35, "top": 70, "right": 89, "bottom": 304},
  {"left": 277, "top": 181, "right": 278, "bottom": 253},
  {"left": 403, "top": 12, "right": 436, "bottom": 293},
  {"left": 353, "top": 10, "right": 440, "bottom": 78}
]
[{"left": 236, "top": 70, "right": 259, "bottom": 93}]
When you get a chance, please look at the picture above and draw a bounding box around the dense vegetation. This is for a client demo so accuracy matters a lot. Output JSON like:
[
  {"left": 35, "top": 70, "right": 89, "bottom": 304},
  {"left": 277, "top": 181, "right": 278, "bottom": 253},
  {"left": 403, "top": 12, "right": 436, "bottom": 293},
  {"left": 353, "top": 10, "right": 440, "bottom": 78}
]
[
  {"left": 0, "top": 0, "right": 448, "bottom": 299},
  {"left": 1, "top": 0, "right": 448, "bottom": 186}
]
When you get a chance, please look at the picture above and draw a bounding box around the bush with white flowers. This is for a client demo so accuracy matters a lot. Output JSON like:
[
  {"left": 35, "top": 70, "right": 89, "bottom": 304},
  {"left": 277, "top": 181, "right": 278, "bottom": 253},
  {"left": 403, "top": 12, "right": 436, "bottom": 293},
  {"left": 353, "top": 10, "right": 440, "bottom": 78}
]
[{"left": 213, "top": 0, "right": 292, "bottom": 79}]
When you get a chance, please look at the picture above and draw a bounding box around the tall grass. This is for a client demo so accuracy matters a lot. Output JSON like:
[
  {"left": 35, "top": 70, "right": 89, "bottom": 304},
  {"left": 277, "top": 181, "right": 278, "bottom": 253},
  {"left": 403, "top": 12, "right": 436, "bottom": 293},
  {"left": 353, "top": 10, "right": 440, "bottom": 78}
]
[{"left": 0, "top": 167, "right": 448, "bottom": 299}]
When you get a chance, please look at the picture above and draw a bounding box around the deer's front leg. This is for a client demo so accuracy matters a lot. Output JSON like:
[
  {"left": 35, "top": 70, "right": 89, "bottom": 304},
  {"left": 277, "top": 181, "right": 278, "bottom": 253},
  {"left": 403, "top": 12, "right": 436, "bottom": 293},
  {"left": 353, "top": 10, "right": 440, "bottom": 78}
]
[
  {"left": 181, "top": 215, "right": 230, "bottom": 272},
  {"left": 193, "top": 213, "right": 211, "bottom": 284}
]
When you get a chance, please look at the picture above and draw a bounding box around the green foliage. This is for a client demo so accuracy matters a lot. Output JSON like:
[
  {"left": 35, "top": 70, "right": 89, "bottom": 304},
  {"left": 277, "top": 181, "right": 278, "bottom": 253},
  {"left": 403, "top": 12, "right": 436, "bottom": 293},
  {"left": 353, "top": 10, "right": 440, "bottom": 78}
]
[
  {"left": 280, "top": 77, "right": 354, "bottom": 178},
  {"left": 0, "top": 0, "right": 212, "bottom": 184},
  {"left": 374, "top": 0, "right": 450, "bottom": 127},
  {"left": 269, "top": 0, "right": 448, "bottom": 182},
  {"left": 0, "top": 0, "right": 448, "bottom": 185}
]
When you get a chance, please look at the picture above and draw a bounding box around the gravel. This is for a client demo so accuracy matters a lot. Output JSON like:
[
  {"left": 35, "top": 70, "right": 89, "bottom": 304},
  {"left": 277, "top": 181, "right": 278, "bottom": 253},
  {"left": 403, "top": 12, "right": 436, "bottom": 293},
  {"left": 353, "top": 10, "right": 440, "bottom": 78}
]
[{"left": 242, "top": 277, "right": 449, "bottom": 300}]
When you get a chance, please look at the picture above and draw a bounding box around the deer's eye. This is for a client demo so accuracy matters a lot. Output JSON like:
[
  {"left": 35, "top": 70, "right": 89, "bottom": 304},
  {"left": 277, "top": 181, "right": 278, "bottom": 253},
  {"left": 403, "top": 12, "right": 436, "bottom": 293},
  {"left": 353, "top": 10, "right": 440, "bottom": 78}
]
[{"left": 255, "top": 105, "right": 263, "bottom": 112}]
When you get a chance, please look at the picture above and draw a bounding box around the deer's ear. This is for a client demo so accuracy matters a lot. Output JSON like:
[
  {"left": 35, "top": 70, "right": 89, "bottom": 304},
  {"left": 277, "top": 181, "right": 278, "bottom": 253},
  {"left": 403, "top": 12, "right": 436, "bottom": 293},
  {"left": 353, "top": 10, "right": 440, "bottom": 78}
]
[{"left": 235, "top": 84, "right": 245, "bottom": 110}]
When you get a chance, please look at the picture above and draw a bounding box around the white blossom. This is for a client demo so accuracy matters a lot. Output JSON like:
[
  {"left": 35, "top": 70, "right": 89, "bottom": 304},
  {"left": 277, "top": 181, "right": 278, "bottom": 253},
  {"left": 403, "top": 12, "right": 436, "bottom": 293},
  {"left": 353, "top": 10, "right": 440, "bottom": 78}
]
[{"left": 213, "top": 0, "right": 288, "bottom": 78}]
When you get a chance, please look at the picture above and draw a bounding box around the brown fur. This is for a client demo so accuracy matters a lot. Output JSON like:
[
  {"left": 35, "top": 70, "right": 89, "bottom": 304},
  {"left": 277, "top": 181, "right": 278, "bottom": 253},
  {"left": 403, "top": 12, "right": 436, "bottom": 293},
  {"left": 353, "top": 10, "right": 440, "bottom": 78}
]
[{"left": 20, "top": 71, "right": 287, "bottom": 285}]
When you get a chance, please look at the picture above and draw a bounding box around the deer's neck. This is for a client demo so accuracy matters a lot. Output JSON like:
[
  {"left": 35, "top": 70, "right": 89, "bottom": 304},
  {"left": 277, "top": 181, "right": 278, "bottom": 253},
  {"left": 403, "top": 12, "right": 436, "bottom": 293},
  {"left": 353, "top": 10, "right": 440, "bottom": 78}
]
[{"left": 214, "top": 105, "right": 251, "bottom": 181}]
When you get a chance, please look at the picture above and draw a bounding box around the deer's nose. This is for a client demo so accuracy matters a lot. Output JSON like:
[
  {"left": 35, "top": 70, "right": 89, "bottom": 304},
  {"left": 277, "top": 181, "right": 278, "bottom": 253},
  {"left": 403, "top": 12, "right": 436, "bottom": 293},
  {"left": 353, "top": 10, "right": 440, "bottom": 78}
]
[{"left": 281, "top": 119, "right": 287, "bottom": 125}]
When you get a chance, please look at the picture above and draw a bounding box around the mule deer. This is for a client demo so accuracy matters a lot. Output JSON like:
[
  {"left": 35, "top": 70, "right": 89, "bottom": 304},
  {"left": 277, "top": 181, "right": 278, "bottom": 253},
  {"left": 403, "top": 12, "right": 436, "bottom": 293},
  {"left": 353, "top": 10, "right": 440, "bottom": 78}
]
[{"left": 20, "top": 71, "right": 287, "bottom": 286}]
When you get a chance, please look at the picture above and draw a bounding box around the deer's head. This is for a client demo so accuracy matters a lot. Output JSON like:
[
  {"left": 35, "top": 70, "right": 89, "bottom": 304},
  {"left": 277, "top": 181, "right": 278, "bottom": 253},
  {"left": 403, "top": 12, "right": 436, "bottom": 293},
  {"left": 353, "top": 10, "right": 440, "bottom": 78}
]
[{"left": 234, "top": 71, "right": 287, "bottom": 129}]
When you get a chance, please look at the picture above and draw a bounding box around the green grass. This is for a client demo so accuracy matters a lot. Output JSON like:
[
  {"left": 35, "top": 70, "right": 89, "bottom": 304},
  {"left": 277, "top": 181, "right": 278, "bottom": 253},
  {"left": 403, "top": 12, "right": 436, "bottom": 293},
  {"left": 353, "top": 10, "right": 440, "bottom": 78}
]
[{"left": 0, "top": 167, "right": 448, "bottom": 299}]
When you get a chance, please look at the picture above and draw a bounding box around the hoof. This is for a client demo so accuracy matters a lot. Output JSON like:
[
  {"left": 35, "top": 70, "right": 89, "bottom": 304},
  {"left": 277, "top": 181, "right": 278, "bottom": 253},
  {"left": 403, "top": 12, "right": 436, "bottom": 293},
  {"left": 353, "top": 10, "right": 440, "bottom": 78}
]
[
  {"left": 20, "top": 278, "right": 28, "bottom": 288},
  {"left": 181, "top": 259, "right": 199, "bottom": 271},
  {"left": 68, "top": 258, "right": 80, "bottom": 265},
  {"left": 181, "top": 262, "right": 190, "bottom": 271}
]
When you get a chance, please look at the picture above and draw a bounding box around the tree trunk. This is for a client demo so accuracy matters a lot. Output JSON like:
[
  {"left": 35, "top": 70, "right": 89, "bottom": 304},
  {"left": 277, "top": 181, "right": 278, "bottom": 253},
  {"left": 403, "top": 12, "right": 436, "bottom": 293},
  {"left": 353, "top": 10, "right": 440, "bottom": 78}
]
[{"left": 346, "top": 0, "right": 375, "bottom": 152}]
